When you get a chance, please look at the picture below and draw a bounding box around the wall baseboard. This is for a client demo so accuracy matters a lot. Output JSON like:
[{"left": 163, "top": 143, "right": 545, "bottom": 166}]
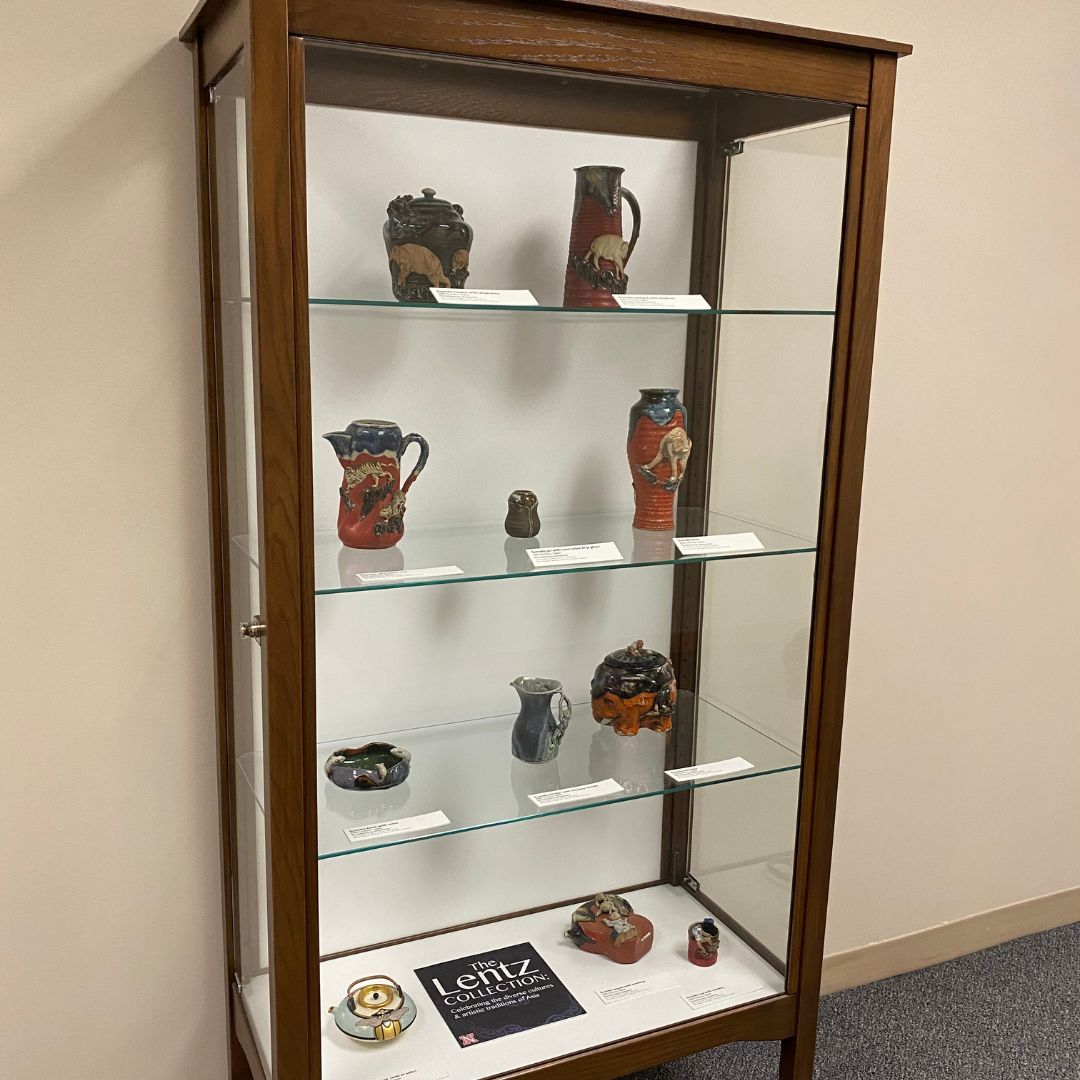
[{"left": 822, "top": 885, "right": 1080, "bottom": 994}]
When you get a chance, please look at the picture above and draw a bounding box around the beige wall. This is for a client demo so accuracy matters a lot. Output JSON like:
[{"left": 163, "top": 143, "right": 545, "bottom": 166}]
[
  {"left": 0, "top": 3, "right": 227, "bottom": 1079},
  {"left": 2, "top": 2, "right": 1078, "bottom": 1079}
]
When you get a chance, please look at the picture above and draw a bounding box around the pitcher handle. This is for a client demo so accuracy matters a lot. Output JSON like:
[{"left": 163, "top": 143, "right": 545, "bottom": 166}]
[
  {"left": 554, "top": 691, "right": 572, "bottom": 745},
  {"left": 399, "top": 433, "right": 429, "bottom": 494},
  {"left": 621, "top": 187, "right": 641, "bottom": 265}
]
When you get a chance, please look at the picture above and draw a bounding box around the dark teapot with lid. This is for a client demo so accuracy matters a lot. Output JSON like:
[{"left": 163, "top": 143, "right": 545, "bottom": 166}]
[
  {"left": 383, "top": 187, "right": 473, "bottom": 302},
  {"left": 590, "top": 640, "right": 677, "bottom": 736}
]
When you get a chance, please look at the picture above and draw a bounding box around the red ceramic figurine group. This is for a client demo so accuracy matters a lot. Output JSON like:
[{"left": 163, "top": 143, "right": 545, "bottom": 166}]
[
  {"left": 564, "top": 893, "right": 724, "bottom": 969},
  {"left": 566, "top": 893, "right": 654, "bottom": 965}
]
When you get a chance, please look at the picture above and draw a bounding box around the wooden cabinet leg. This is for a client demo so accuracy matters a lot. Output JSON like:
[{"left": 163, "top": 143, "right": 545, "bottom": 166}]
[{"left": 779, "top": 1031, "right": 815, "bottom": 1080}]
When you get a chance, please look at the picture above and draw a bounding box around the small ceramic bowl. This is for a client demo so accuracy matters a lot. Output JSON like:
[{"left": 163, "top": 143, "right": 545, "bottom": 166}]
[{"left": 324, "top": 743, "right": 411, "bottom": 791}]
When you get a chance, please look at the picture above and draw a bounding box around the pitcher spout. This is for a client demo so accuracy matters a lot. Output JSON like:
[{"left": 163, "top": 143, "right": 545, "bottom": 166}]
[{"left": 323, "top": 429, "right": 352, "bottom": 458}]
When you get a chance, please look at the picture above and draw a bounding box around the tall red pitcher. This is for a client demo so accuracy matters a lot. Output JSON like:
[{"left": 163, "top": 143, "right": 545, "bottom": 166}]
[{"left": 563, "top": 165, "right": 641, "bottom": 309}]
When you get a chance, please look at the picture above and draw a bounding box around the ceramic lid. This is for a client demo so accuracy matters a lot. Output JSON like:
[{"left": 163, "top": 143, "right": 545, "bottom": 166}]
[
  {"left": 388, "top": 188, "right": 466, "bottom": 224},
  {"left": 602, "top": 640, "right": 668, "bottom": 672}
]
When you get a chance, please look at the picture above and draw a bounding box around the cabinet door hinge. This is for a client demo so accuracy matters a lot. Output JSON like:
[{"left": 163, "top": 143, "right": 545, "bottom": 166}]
[
  {"left": 722, "top": 139, "right": 745, "bottom": 157},
  {"left": 683, "top": 874, "right": 701, "bottom": 892}
]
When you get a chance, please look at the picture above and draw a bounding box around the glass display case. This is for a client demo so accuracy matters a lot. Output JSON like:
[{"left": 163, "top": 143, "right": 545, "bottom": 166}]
[{"left": 181, "top": 3, "right": 910, "bottom": 1078}]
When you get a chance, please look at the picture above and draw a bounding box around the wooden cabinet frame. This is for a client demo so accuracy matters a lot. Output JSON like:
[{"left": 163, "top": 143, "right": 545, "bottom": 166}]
[{"left": 181, "top": 3, "right": 909, "bottom": 1078}]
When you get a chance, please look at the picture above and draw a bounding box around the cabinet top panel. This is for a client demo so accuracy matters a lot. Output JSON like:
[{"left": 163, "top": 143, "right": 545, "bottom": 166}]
[
  {"left": 180, "top": 0, "right": 911, "bottom": 59},
  {"left": 509, "top": 0, "right": 913, "bottom": 56}
]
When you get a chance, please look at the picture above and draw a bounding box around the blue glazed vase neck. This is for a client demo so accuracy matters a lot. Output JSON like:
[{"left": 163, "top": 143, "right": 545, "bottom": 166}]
[{"left": 628, "top": 388, "right": 685, "bottom": 440}]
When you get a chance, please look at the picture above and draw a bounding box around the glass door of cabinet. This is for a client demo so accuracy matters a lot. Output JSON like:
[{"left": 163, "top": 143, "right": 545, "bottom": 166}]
[
  {"left": 280, "top": 40, "right": 852, "bottom": 1080},
  {"left": 209, "top": 56, "right": 273, "bottom": 1075},
  {"left": 693, "top": 116, "right": 853, "bottom": 970}
]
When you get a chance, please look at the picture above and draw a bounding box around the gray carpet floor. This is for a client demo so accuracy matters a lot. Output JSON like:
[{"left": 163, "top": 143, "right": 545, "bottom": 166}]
[{"left": 625, "top": 922, "right": 1080, "bottom": 1080}]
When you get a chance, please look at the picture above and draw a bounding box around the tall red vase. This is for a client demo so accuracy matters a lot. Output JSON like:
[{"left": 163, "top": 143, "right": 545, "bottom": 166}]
[
  {"left": 627, "top": 388, "right": 691, "bottom": 531},
  {"left": 563, "top": 165, "right": 641, "bottom": 309}
]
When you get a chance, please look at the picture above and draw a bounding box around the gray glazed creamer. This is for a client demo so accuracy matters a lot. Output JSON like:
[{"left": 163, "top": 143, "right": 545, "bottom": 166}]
[{"left": 510, "top": 677, "right": 571, "bottom": 764}]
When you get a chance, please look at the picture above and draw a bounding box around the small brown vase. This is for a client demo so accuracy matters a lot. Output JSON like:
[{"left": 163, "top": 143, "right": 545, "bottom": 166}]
[{"left": 504, "top": 490, "right": 540, "bottom": 537}]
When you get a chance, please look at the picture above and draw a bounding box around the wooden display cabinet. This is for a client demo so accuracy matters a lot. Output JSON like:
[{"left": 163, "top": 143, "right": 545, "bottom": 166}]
[{"left": 180, "top": 2, "right": 909, "bottom": 1078}]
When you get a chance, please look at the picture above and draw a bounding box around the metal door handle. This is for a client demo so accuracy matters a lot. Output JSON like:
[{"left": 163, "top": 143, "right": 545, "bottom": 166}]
[{"left": 240, "top": 616, "right": 267, "bottom": 642}]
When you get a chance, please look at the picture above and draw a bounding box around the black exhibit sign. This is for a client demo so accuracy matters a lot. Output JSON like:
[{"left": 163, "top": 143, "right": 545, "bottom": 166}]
[{"left": 414, "top": 942, "right": 585, "bottom": 1048}]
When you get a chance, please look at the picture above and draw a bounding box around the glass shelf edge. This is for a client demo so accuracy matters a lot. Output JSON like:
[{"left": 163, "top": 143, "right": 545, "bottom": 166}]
[
  {"left": 232, "top": 508, "right": 817, "bottom": 596},
  {"left": 237, "top": 695, "right": 802, "bottom": 862},
  {"left": 314, "top": 761, "right": 801, "bottom": 861},
  {"left": 221, "top": 297, "right": 835, "bottom": 317},
  {"left": 313, "top": 542, "right": 816, "bottom": 595},
  {"left": 234, "top": 761, "right": 803, "bottom": 861}
]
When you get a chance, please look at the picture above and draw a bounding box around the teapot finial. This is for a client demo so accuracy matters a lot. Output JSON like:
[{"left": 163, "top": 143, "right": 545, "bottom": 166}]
[{"left": 421, "top": 187, "right": 436, "bottom": 198}]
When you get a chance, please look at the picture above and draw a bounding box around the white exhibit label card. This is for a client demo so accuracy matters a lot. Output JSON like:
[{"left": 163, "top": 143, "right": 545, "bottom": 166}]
[
  {"left": 665, "top": 757, "right": 754, "bottom": 784},
  {"left": 528, "top": 777, "right": 625, "bottom": 808},
  {"left": 683, "top": 984, "right": 766, "bottom": 1011},
  {"left": 374, "top": 1065, "right": 449, "bottom": 1080},
  {"left": 673, "top": 532, "right": 764, "bottom": 556},
  {"left": 614, "top": 293, "right": 711, "bottom": 311},
  {"left": 527, "top": 542, "right": 623, "bottom": 569},
  {"left": 344, "top": 811, "right": 450, "bottom": 844},
  {"left": 356, "top": 565, "right": 464, "bottom": 585},
  {"left": 430, "top": 288, "right": 539, "bottom": 306},
  {"left": 596, "top": 971, "right": 678, "bottom": 1006}
]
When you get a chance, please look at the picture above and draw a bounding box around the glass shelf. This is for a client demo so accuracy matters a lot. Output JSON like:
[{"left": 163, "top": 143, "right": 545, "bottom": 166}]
[
  {"left": 233, "top": 509, "right": 815, "bottom": 595},
  {"left": 222, "top": 297, "right": 835, "bottom": 317},
  {"left": 237, "top": 692, "right": 800, "bottom": 860},
  {"left": 310, "top": 298, "right": 836, "bottom": 316}
]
